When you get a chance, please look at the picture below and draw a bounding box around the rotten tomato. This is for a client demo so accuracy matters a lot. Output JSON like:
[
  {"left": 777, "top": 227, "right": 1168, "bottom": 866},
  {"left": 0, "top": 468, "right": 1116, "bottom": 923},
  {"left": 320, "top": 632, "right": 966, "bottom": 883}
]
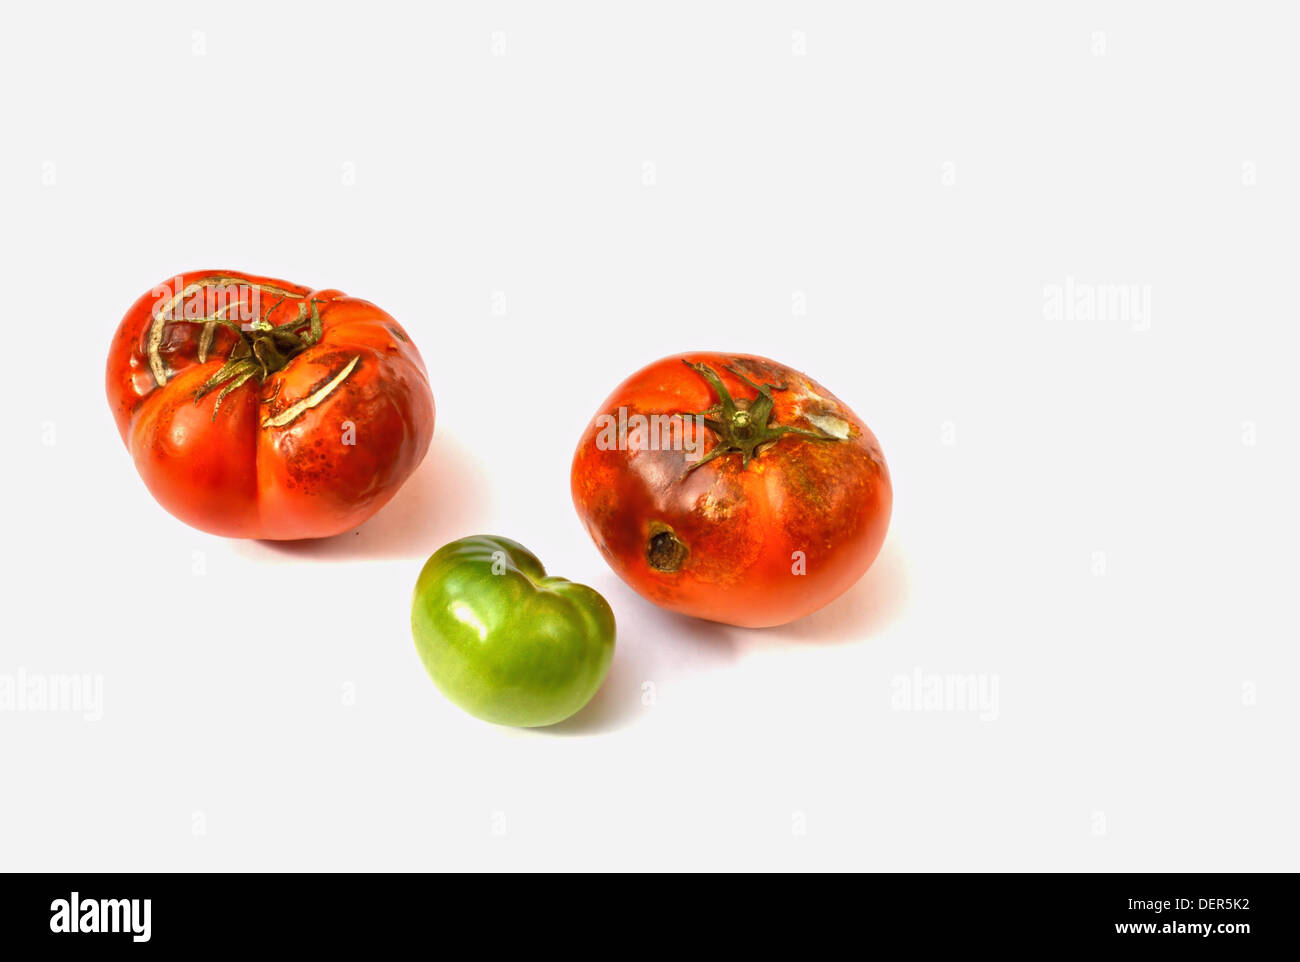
[
  {"left": 106, "top": 270, "right": 435, "bottom": 539},
  {"left": 571, "top": 353, "right": 891, "bottom": 627}
]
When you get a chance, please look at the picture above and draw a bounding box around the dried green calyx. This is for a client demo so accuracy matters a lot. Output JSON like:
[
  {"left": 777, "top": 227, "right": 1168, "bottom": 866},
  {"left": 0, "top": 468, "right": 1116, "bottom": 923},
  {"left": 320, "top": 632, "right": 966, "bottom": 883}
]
[{"left": 146, "top": 277, "right": 331, "bottom": 420}]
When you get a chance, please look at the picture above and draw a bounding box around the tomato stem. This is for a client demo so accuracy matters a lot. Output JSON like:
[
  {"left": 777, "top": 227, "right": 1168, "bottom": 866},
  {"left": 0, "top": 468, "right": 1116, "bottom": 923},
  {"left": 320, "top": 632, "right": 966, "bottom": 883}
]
[
  {"left": 673, "top": 360, "right": 843, "bottom": 475},
  {"left": 145, "top": 278, "right": 330, "bottom": 421}
]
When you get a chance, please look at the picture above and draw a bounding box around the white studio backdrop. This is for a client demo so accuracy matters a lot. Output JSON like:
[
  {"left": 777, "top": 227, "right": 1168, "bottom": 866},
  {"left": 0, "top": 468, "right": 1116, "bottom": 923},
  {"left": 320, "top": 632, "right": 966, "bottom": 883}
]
[{"left": 0, "top": 2, "right": 1296, "bottom": 870}]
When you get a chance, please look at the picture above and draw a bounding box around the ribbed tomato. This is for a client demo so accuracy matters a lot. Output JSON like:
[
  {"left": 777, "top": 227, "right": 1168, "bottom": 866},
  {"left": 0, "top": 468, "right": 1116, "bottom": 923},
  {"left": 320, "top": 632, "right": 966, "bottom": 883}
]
[
  {"left": 571, "top": 353, "right": 891, "bottom": 627},
  {"left": 106, "top": 270, "right": 434, "bottom": 540}
]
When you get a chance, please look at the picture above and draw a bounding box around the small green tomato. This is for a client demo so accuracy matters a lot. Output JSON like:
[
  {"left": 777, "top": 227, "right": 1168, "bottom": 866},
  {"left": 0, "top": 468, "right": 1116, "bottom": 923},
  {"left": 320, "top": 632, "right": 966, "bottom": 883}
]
[{"left": 411, "top": 535, "right": 616, "bottom": 727}]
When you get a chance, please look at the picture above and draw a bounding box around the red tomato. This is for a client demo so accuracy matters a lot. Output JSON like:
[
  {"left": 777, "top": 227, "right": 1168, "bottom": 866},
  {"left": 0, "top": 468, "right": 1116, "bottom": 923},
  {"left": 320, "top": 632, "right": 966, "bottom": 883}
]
[
  {"left": 571, "top": 353, "right": 891, "bottom": 627},
  {"left": 106, "top": 270, "right": 435, "bottom": 539}
]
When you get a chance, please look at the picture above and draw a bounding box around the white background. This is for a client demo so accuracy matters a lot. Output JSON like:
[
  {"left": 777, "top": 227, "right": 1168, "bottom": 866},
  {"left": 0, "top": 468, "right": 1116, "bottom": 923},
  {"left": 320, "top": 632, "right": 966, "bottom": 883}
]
[{"left": 1, "top": 2, "right": 1296, "bottom": 871}]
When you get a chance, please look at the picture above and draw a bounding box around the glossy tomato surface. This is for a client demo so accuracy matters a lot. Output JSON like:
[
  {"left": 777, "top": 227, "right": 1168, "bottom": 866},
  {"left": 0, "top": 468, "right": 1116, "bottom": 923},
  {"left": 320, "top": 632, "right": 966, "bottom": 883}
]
[
  {"left": 571, "top": 353, "right": 891, "bottom": 627},
  {"left": 411, "top": 535, "right": 616, "bottom": 727},
  {"left": 107, "top": 270, "right": 435, "bottom": 539}
]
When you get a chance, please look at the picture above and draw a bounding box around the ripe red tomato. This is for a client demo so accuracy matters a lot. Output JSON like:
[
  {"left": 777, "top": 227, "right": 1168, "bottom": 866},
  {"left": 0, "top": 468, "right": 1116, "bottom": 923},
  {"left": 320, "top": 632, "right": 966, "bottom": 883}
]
[
  {"left": 106, "top": 270, "right": 435, "bottom": 540},
  {"left": 571, "top": 353, "right": 891, "bottom": 627}
]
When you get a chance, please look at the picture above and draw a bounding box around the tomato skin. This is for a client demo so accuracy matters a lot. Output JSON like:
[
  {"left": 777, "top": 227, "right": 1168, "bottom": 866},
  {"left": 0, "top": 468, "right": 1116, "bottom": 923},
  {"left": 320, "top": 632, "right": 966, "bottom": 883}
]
[
  {"left": 571, "top": 353, "right": 891, "bottom": 628},
  {"left": 106, "top": 271, "right": 435, "bottom": 540},
  {"left": 411, "top": 535, "right": 616, "bottom": 727}
]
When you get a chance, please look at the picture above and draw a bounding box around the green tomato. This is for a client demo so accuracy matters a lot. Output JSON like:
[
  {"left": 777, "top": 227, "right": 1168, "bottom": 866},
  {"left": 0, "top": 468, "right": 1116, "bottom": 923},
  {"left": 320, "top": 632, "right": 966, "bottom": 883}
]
[{"left": 411, "top": 535, "right": 616, "bottom": 727}]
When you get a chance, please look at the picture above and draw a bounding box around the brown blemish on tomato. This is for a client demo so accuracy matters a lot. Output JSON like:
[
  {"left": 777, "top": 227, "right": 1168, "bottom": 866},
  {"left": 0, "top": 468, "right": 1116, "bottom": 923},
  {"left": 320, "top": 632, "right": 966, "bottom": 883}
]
[
  {"left": 699, "top": 472, "right": 745, "bottom": 520},
  {"left": 281, "top": 434, "right": 334, "bottom": 494},
  {"left": 646, "top": 522, "right": 688, "bottom": 572}
]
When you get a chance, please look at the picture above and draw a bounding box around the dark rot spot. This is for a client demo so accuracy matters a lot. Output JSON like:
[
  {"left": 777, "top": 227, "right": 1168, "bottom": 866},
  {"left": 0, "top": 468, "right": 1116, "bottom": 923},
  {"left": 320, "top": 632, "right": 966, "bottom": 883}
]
[{"left": 647, "top": 529, "right": 687, "bottom": 572}]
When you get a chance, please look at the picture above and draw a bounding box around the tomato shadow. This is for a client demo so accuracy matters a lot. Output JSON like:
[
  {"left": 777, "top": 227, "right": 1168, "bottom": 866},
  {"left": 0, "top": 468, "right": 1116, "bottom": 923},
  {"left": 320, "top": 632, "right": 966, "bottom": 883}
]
[
  {"left": 237, "top": 433, "right": 490, "bottom": 562},
  {"left": 536, "top": 543, "right": 906, "bottom": 734},
  {"left": 539, "top": 585, "right": 741, "bottom": 736},
  {"left": 776, "top": 536, "right": 910, "bottom": 644}
]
